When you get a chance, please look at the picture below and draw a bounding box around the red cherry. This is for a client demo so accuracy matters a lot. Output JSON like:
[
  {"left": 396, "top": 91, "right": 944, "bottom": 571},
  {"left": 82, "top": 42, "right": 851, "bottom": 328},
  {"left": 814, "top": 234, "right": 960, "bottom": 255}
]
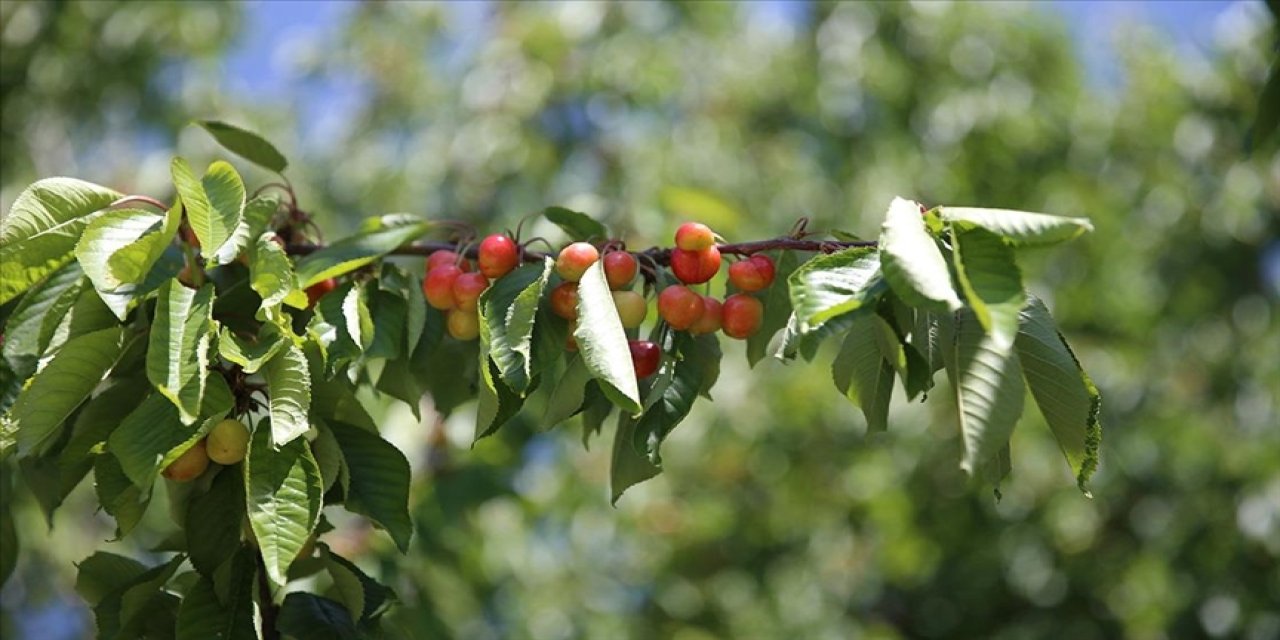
[
  {"left": 478, "top": 234, "right": 519, "bottom": 279},
  {"left": 688, "top": 295, "right": 723, "bottom": 335},
  {"left": 728, "top": 254, "right": 776, "bottom": 292},
  {"left": 657, "top": 285, "right": 704, "bottom": 330},
  {"left": 670, "top": 247, "right": 721, "bottom": 284},
  {"left": 424, "top": 265, "right": 462, "bottom": 310},
  {"left": 629, "top": 340, "right": 660, "bottom": 379},
  {"left": 556, "top": 242, "right": 599, "bottom": 282},
  {"left": 306, "top": 278, "right": 338, "bottom": 308},
  {"left": 427, "top": 250, "right": 472, "bottom": 273},
  {"left": 721, "top": 293, "right": 763, "bottom": 339},
  {"left": 549, "top": 282, "right": 579, "bottom": 320},
  {"left": 674, "top": 222, "right": 715, "bottom": 251},
  {"left": 603, "top": 251, "right": 638, "bottom": 290},
  {"left": 452, "top": 272, "right": 489, "bottom": 312}
]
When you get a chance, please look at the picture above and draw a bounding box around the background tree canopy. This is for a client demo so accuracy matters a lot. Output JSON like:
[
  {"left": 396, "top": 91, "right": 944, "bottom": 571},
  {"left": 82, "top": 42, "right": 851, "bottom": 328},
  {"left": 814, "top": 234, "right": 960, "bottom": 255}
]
[{"left": 1, "top": 2, "right": 1277, "bottom": 639}]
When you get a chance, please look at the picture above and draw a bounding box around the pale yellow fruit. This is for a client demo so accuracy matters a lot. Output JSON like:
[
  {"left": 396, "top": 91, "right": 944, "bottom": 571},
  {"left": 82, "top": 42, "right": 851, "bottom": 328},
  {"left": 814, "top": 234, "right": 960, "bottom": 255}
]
[
  {"left": 162, "top": 439, "right": 210, "bottom": 482},
  {"left": 207, "top": 418, "right": 250, "bottom": 465}
]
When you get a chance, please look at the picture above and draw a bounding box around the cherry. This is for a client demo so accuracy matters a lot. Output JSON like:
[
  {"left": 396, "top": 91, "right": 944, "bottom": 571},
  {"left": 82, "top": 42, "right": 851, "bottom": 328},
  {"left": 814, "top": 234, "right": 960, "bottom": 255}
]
[
  {"left": 689, "top": 295, "right": 723, "bottom": 335},
  {"left": 180, "top": 223, "right": 201, "bottom": 249},
  {"left": 306, "top": 278, "right": 338, "bottom": 308},
  {"left": 447, "top": 309, "right": 480, "bottom": 340},
  {"left": 162, "top": 440, "right": 210, "bottom": 482},
  {"left": 721, "top": 293, "right": 764, "bottom": 339},
  {"left": 478, "top": 234, "right": 519, "bottom": 279},
  {"left": 674, "top": 222, "right": 715, "bottom": 251},
  {"left": 612, "top": 290, "right": 647, "bottom": 328},
  {"left": 177, "top": 264, "right": 200, "bottom": 289},
  {"left": 452, "top": 272, "right": 490, "bottom": 312},
  {"left": 424, "top": 265, "right": 462, "bottom": 310},
  {"left": 555, "top": 242, "right": 599, "bottom": 282},
  {"left": 670, "top": 247, "right": 721, "bottom": 285},
  {"left": 427, "top": 250, "right": 472, "bottom": 273},
  {"left": 207, "top": 418, "right": 250, "bottom": 465},
  {"left": 549, "top": 282, "right": 579, "bottom": 320},
  {"left": 629, "top": 340, "right": 660, "bottom": 379},
  {"left": 728, "top": 254, "right": 776, "bottom": 292},
  {"left": 603, "top": 251, "right": 638, "bottom": 290},
  {"left": 657, "top": 285, "right": 704, "bottom": 330}
]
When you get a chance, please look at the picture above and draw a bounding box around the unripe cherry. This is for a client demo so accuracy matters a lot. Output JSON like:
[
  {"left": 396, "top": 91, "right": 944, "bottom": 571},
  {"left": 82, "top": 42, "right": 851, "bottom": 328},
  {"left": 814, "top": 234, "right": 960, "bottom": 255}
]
[
  {"left": 721, "top": 293, "right": 764, "bottom": 339},
  {"left": 452, "top": 272, "right": 490, "bottom": 312},
  {"left": 603, "top": 251, "right": 638, "bottom": 290},
  {"left": 556, "top": 242, "right": 599, "bottom": 282},
  {"left": 689, "top": 295, "right": 723, "bottom": 335},
  {"left": 629, "top": 340, "right": 661, "bottom": 379},
  {"left": 478, "top": 234, "right": 519, "bottom": 279},
  {"left": 670, "top": 247, "right": 721, "bottom": 285},
  {"left": 306, "top": 278, "right": 338, "bottom": 308},
  {"left": 162, "top": 440, "right": 210, "bottom": 482},
  {"left": 207, "top": 418, "right": 250, "bottom": 465},
  {"left": 447, "top": 309, "right": 480, "bottom": 340},
  {"left": 657, "top": 285, "right": 704, "bottom": 330},
  {"left": 549, "top": 282, "right": 579, "bottom": 320},
  {"left": 427, "top": 250, "right": 472, "bottom": 273},
  {"left": 612, "top": 290, "right": 647, "bottom": 329},
  {"left": 728, "top": 254, "right": 776, "bottom": 292},
  {"left": 424, "top": 265, "right": 463, "bottom": 310},
  {"left": 674, "top": 222, "right": 715, "bottom": 251}
]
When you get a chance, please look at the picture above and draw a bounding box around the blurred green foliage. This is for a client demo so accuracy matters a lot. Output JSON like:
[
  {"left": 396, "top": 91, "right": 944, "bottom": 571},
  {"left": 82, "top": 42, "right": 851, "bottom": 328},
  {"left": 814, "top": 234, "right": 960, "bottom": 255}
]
[{"left": 2, "top": 2, "right": 1278, "bottom": 639}]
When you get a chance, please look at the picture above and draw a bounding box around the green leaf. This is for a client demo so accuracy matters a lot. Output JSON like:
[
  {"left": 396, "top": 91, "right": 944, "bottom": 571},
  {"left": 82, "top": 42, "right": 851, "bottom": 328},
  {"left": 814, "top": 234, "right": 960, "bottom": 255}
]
[
  {"left": 0, "top": 177, "right": 122, "bottom": 304},
  {"left": 544, "top": 206, "right": 607, "bottom": 241},
  {"left": 294, "top": 218, "right": 431, "bottom": 288},
  {"left": 75, "top": 551, "right": 148, "bottom": 606},
  {"left": 580, "top": 382, "right": 614, "bottom": 449},
  {"left": 95, "top": 245, "right": 186, "bottom": 321},
  {"left": 878, "top": 196, "right": 962, "bottom": 312},
  {"left": 249, "top": 232, "right": 304, "bottom": 317},
  {"left": 952, "top": 310, "right": 1026, "bottom": 475},
  {"left": 610, "top": 413, "right": 660, "bottom": 504},
  {"left": 327, "top": 421, "right": 413, "bottom": 552},
  {"left": 108, "top": 201, "right": 181, "bottom": 287},
  {"left": 788, "top": 247, "right": 887, "bottom": 333},
  {"left": 366, "top": 290, "right": 406, "bottom": 360},
  {"left": 98, "top": 554, "right": 184, "bottom": 640},
  {"left": 940, "top": 207, "right": 1094, "bottom": 247},
  {"left": 831, "top": 313, "right": 895, "bottom": 432},
  {"left": 186, "top": 466, "right": 246, "bottom": 578},
  {"left": 341, "top": 283, "right": 374, "bottom": 350},
  {"left": 218, "top": 323, "right": 287, "bottom": 374},
  {"left": 147, "top": 280, "right": 215, "bottom": 424},
  {"left": 573, "top": 261, "right": 641, "bottom": 413},
  {"left": 93, "top": 452, "right": 152, "bottom": 538},
  {"left": 13, "top": 326, "right": 123, "bottom": 456},
  {"left": 1016, "top": 296, "right": 1102, "bottom": 494},
  {"left": 171, "top": 158, "right": 246, "bottom": 263},
  {"left": 543, "top": 355, "right": 592, "bottom": 428},
  {"left": 635, "top": 334, "right": 705, "bottom": 449},
  {"left": 75, "top": 206, "right": 177, "bottom": 303},
  {"left": 277, "top": 593, "right": 362, "bottom": 640},
  {"left": 950, "top": 226, "right": 1023, "bottom": 347},
  {"left": 212, "top": 194, "right": 282, "bottom": 266},
  {"left": 196, "top": 120, "right": 289, "bottom": 173},
  {"left": 1, "top": 473, "right": 18, "bottom": 587},
  {"left": 109, "top": 374, "right": 232, "bottom": 489},
  {"left": 321, "top": 545, "right": 396, "bottom": 623},
  {"left": 746, "top": 250, "right": 798, "bottom": 366},
  {"left": 175, "top": 551, "right": 257, "bottom": 640},
  {"left": 245, "top": 419, "right": 323, "bottom": 587},
  {"left": 480, "top": 259, "right": 552, "bottom": 395},
  {"left": 1, "top": 261, "right": 83, "bottom": 377},
  {"left": 264, "top": 342, "right": 312, "bottom": 447}
]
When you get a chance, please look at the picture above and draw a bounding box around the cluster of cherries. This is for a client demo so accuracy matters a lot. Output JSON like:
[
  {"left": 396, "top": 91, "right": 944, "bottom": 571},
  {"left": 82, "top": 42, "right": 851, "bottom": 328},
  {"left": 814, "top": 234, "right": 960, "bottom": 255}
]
[{"left": 420, "top": 222, "right": 773, "bottom": 381}]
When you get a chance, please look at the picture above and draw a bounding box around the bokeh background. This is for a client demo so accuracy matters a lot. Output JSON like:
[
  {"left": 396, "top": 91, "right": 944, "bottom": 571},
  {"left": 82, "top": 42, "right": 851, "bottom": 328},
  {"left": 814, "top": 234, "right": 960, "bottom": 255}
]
[{"left": 2, "top": 1, "right": 1279, "bottom": 638}]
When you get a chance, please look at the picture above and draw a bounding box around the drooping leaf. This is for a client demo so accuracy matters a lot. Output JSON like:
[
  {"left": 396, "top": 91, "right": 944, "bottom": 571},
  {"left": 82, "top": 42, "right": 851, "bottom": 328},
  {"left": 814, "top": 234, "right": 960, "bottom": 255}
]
[
  {"left": 952, "top": 310, "right": 1026, "bottom": 475},
  {"left": 75, "top": 551, "right": 148, "bottom": 606},
  {"left": 0, "top": 177, "right": 122, "bottom": 304},
  {"left": 186, "top": 466, "right": 246, "bottom": 578},
  {"left": 277, "top": 592, "right": 362, "bottom": 640},
  {"left": 1016, "top": 296, "right": 1102, "bottom": 494},
  {"left": 245, "top": 419, "right": 323, "bottom": 587},
  {"left": 75, "top": 206, "right": 176, "bottom": 301},
  {"left": 146, "top": 280, "right": 215, "bottom": 424},
  {"left": 746, "top": 250, "right": 798, "bottom": 366},
  {"left": 321, "top": 545, "right": 396, "bottom": 623},
  {"left": 941, "top": 206, "right": 1094, "bottom": 247},
  {"left": 93, "top": 452, "right": 152, "bottom": 539},
  {"left": 610, "top": 413, "right": 660, "bottom": 504},
  {"left": 366, "top": 289, "right": 407, "bottom": 360},
  {"left": 264, "top": 342, "right": 312, "bottom": 447},
  {"left": 1, "top": 261, "right": 83, "bottom": 377},
  {"left": 831, "top": 313, "right": 895, "bottom": 432},
  {"left": 294, "top": 218, "right": 432, "bottom": 288},
  {"left": 171, "top": 158, "right": 246, "bottom": 263},
  {"left": 788, "top": 247, "right": 887, "bottom": 333},
  {"left": 96, "top": 554, "right": 184, "bottom": 640},
  {"left": 218, "top": 323, "right": 287, "bottom": 374},
  {"left": 196, "top": 120, "right": 289, "bottom": 173},
  {"left": 13, "top": 326, "right": 123, "bottom": 456},
  {"left": 543, "top": 355, "right": 593, "bottom": 428},
  {"left": 950, "top": 225, "right": 1023, "bottom": 347},
  {"left": 327, "top": 421, "right": 412, "bottom": 552},
  {"left": 175, "top": 550, "right": 257, "bottom": 640},
  {"left": 878, "top": 196, "right": 962, "bottom": 312},
  {"left": 573, "top": 261, "right": 641, "bottom": 413},
  {"left": 480, "top": 259, "right": 551, "bottom": 395},
  {"left": 544, "top": 206, "right": 607, "bottom": 241}
]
